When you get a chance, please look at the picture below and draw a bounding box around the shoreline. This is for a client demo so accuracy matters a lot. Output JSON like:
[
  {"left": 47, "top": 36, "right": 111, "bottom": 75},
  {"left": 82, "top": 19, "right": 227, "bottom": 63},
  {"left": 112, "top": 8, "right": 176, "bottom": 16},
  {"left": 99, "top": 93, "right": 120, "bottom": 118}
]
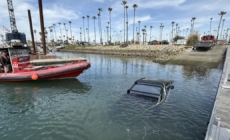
[
  {"left": 59, "top": 45, "right": 188, "bottom": 62},
  {"left": 58, "top": 45, "right": 227, "bottom": 68}
]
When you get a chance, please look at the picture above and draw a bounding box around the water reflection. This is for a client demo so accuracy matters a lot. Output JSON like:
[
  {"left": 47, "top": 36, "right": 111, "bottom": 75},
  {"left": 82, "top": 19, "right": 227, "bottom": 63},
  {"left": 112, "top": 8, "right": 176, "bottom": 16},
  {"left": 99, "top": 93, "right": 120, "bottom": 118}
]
[
  {"left": 0, "top": 79, "right": 91, "bottom": 115},
  {"left": 182, "top": 65, "right": 210, "bottom": 80},
  {"left": 0, "top": 51, "right": 222, "bottom": 140},
  {"left": 108, "top": 94, "right": 160, "bottom": 122}
]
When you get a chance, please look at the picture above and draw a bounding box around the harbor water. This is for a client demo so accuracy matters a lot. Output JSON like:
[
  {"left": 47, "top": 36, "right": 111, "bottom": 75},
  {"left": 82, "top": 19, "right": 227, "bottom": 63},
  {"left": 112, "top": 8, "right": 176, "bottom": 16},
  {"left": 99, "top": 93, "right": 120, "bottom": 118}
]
[{"left": 0, "top": 52, "right": 222, "bottom": 140}]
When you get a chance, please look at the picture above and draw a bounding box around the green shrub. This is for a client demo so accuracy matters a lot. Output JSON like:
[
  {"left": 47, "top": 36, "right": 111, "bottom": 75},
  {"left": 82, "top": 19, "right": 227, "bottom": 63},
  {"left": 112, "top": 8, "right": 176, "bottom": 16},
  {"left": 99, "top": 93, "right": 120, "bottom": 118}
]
[
  {"left": 173, "top": 35, "right": 185, "bottom": 42},
  {"left": 120, "top": 44, "right": 128, "bottom": 48}
]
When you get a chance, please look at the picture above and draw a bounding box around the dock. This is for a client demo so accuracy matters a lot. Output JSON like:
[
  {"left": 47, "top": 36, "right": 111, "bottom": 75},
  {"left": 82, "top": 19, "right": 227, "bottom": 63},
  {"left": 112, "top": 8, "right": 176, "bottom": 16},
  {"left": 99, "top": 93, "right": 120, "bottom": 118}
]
[
  {"left": 30, "top": 58, "right": 87, "bottom": 65},
  {"left": 205, "top": 46, "right": 230, "bottom": 140}
]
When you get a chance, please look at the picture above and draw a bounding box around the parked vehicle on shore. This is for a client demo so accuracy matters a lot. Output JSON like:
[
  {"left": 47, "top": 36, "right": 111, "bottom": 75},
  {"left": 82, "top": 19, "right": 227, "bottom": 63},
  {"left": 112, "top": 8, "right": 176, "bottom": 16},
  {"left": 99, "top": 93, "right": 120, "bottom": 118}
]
[
  {"left": 148, "top": 40, "right": 160, "bottom": 45},
  {"left": 193, "top": 35, "right": 216, "bottom": 50}
]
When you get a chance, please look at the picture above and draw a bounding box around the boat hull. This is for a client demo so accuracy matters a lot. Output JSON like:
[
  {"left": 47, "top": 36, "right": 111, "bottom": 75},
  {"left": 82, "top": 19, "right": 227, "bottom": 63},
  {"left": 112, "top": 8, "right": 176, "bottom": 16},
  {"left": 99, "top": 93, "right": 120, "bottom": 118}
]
[{"left": 0, "top": 61, "right": 90, "bottom": 82}]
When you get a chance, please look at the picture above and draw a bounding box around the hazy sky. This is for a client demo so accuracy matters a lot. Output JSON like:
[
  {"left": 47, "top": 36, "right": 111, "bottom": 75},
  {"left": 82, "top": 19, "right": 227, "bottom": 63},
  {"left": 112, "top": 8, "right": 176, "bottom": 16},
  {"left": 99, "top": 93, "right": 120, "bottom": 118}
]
[{"left": 0, "top": 0, "right": 230, "bottom": 43}]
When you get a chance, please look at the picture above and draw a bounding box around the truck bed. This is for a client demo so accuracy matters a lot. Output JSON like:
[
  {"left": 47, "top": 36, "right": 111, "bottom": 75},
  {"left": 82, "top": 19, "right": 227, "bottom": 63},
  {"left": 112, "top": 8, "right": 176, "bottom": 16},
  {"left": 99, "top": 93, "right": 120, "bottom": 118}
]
[{"left": 195, "top": 42, "right": 215, "bottom": 49}]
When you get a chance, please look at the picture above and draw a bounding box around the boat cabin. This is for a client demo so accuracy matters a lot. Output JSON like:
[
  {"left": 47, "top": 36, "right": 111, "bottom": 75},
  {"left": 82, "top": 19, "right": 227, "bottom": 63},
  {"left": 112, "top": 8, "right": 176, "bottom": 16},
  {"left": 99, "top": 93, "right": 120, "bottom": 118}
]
[
  {"left": 0, "top": 47, "right": 31, "bottom": 73},
  {"left": 127, "top": 78, "right": 174, "bottom": 105}
]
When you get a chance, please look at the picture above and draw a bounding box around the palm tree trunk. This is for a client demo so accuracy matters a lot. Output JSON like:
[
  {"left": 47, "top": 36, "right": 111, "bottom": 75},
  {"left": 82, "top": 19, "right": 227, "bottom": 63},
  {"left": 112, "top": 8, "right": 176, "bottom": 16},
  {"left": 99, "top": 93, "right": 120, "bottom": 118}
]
[
  {"left": 126, "top": 8, "right": 128, "bottom": 43},
  {"left": 149, "top": 28, "right": 151, "bottom": 42},
  {"left": 220, "top": 20, "right": 225, "bottom": 39},
  {"left": 143, "top": 33, "right": 144, "bottom": 45},
  {"left": 138, "top": 23, "right": 140, "bottom": 43},
  {"left": 59, "top": 24, "right": 63, "bottom": 42},
  {"left": 192, "top": 20, "right": 195, "bottom": 33},
  {"left": 83, "top": 19, "right": 85, "bottom": 42},
  {"left": 98, "top": 15, "right": 100, "bottom": 44},
  {"left": 109, "top": 12, "right": 112, "bottom": 44},
  {"left": 99, "top": 15, "right": 102, "bottom": 44},
  {"left": 124, "top": 6, "right": 126, "bottom": 43},
  {"left": 88, "top": 18, "right": 89, "bottom": 43},
  {"left": 216, "top": 16, "right": 223, "bottom": 41},
  {"left": 94, "top": 19, "right": 96, "bottom": 45},
  {"left": 69, "top": 24, "right": 72, "bottom": 40},
  {"left": 133, "top": 9, "right": 135, "bottom": 44}
]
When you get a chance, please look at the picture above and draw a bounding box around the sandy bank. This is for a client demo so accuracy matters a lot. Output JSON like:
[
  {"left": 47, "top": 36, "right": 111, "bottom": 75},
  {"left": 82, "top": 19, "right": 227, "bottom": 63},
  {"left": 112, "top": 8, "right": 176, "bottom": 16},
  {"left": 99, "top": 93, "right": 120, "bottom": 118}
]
[
  {"left": 59, "top": 45, "right": 227, "bottom": 67},
  {"left": 59, "top": 45, "right": 188, "bottom": 62}
]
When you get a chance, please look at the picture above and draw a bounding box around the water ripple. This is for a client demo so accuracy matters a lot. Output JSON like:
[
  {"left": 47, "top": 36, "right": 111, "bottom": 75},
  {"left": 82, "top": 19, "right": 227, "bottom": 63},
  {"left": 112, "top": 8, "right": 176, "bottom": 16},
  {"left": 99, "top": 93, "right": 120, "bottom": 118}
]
[{"left": 0, "top": 52, "right": 222, "bottom": 140}]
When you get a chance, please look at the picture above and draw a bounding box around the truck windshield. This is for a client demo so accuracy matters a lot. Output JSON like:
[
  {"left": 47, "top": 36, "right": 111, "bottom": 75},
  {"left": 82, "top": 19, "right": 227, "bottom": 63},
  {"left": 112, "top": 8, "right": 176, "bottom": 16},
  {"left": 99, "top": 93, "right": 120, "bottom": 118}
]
[{"left": 131, "top": 84, "right": 162, "bottom": 94}]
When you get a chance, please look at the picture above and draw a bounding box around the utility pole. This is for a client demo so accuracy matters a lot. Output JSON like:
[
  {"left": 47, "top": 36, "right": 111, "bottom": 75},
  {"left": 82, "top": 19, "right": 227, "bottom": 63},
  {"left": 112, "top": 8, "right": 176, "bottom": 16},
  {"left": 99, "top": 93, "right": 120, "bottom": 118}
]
[
  {"left": 28, "top": 10, "right": 36, "bottom": 54},
  {"left": 38, "top": 0, "right": 46, "bottom": 55},
  {"left": 210, "top": 18, "right": 213, "bottom": 35}
]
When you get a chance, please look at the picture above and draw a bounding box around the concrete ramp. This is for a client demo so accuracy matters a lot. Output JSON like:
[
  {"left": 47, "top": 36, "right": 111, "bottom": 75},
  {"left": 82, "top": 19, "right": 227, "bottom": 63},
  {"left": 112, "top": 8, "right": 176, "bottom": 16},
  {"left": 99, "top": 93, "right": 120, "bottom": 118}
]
[{"left": 167, "top": 45, "right": 227, "bottom": 66}]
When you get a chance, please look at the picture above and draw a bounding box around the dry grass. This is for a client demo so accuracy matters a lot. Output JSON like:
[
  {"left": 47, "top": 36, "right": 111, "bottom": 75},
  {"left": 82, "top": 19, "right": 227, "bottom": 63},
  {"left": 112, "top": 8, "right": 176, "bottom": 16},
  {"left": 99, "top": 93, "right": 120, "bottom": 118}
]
[{"left": 186, "top": 33, "right": 199, "bottom": 46}]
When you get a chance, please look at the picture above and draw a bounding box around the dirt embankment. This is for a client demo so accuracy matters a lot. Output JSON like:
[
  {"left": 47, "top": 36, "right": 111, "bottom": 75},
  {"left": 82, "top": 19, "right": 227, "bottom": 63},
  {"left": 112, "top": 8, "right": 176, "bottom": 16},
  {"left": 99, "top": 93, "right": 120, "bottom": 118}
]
[
  {"left": 59, "top": 45, "right": 227, "bottom": 67},
  {"left": 59, "top": 45, "right": 188, "bottom": 62}
]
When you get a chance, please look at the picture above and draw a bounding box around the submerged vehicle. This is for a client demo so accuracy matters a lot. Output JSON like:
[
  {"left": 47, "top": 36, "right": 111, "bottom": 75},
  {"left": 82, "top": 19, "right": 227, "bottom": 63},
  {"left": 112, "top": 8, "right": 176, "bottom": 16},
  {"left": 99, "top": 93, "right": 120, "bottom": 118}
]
[
  {"left": 127, "top": 78, "right": 174, "bottom": 106},
  {"left": 193, "top": 35, "right": 216, "bottom": 50}
]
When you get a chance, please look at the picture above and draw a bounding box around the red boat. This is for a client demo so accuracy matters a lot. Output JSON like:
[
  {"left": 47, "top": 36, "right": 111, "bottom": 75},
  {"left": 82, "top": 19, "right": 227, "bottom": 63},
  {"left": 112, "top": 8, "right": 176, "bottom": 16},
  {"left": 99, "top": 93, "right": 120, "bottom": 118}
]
[{"left": 0, "top": 47, "right": 90, "bottom": 82}]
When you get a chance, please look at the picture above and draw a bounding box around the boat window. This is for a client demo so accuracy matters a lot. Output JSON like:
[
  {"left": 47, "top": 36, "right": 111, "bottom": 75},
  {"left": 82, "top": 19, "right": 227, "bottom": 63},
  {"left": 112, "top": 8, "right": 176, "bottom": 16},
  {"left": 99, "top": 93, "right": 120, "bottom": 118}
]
[{"left": 131, "top": 84, "right": 162, "bottom": 94}]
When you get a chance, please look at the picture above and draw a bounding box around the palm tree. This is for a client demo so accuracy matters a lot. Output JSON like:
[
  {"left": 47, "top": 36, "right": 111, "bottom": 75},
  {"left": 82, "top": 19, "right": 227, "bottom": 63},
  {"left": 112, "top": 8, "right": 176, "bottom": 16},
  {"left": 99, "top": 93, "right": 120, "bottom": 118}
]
[
  {"left": 58, "top": 22, "right": 63, "bottom": 42},
  {"left": 144, "top": 25, "right": 147, "bottom": 44},
  {"left": 98, "top": 8, "right": 103, "bottom": 44},
  {"left": 226, "top": 28, "right": 230, "bottom": 41},
  {"left": 106, "top": 26, "right": 109, "bottom": 42},
  {"left": 159, "top": 23, "right": 164, "bottom": 44},
  {"left": 97, "top": 13, "right": 101, "bottom": 44},
  {"left": 217, "top": 11, "right": 226, "bottom": 40},
  {"left": 63, "top": 23, "right": 67, "bottom": 41},
  {"left": 92, "top": 16, "right": 97, "bottom": 45},
  {"left": 49, "top": 28, "right": 53, "bottom": 41},
  {"left": 69, "top": 21, "right": 72, "bottom": 41},
  {"left": 49, "top": 26, "right": 54, "bottom": 41},
  {"left": 171, "top": 21, "right": 175, "bottom": 40},
  {"left": 210, "top": 18, "right": 213, "bottom": 34},
  {"left": 82, "top": 16, "right": 86, "bottom": 42},
  {"left": 34, "top": 29, "right": 37, "bottom": 42},
  {"left": 142, "top": 29, "right": 145, "bottom": 45},
  {"left": 86, "top": 15, "right": 90, "bottom": 43},
  {"left": 192, "top": 17, "right": 196, "bottom": 32},
  {"left": 125, "top": 5, "right": 129, "bottom": 43},
  {"left": 122, "top": 0, "right": 127, "bottom": 43},
  {"left": 220, "top": 19, "right": 225, "bottom": 39},
  {"left": 132, "top": 4, "right": 138, "bottom": 44},
  {"left": 53, "top": 24, "right": 57, "bottom": 42},
  {"left": 138, "top": 21, "right": 141, "bottom": 43},
  {"left": 80, "top": 27, "right": 82, "bottom": 42},
  {"left": 66, "top": 30, "right": 68, "bottom": 41},
  {"left": 186, "top": 28, "right": 189, "bottom": 37},
  {"left": 150, "top": 26, "right": 153, "bottom": 41},
  {"left": 107, "top": 22, "right": 110, "bottom": 41},
  {"left": 176, "top": 23, "right": 178, "bottom": 35},
  {"left": 108, "top": 7, "right": 112, "bottom": 44}
]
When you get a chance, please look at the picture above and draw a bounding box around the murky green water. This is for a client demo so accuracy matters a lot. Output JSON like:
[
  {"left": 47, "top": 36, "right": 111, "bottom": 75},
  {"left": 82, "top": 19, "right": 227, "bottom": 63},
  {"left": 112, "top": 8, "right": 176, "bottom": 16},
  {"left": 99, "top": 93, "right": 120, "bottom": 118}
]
[{"left": 0, "top": 52, "right": 222, "bottom": 140}]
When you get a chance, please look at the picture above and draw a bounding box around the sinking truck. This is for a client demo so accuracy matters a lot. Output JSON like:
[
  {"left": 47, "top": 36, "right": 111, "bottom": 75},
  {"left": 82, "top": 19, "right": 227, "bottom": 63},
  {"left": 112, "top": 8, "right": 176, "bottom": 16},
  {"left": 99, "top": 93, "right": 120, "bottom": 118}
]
[{"left": 193, "top": 35, "right": 216, "bottom": 50}]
